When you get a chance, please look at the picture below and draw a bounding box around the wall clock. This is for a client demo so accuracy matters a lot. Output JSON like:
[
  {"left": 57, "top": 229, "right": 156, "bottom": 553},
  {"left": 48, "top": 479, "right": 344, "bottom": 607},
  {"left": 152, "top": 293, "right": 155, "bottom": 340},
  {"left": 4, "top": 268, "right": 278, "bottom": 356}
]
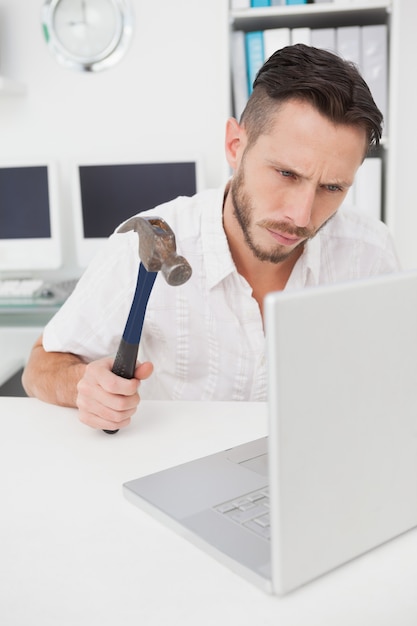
[{"left": 41, "top": 0, "right": 133, "bottom": 72}]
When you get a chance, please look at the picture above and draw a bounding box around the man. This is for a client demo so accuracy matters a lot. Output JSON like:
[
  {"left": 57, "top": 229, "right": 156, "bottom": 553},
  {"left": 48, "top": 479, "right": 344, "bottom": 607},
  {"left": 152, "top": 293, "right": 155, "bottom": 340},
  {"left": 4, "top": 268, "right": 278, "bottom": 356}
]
[{"left": 22, "top": 44, "right": 400, "bottom": 430}]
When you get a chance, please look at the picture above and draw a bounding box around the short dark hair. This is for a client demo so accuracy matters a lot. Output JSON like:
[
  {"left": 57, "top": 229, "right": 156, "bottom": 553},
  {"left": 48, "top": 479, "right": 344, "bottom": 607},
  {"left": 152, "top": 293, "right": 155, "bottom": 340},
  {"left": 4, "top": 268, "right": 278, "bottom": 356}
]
[{"left": 240, "top": 44, "right": 383, "bottom": 151}]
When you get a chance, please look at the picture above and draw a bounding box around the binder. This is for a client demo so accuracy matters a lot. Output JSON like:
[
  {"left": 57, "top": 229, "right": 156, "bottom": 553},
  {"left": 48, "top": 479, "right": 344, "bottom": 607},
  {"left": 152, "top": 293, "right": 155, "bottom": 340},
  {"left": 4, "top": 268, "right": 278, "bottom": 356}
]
[
  {"left": 354, "top": 157, "right": 382, "bottom": 221},
  {"left": 361, "top": 25, "right": 388, "bottom": 127},
  {"left": 230, "top": 0, "right": 251, "bottom": 8},
  {"left": 231, "top": 30, "right": 249, "bottom": 120},
  {"left": 263, "top": 28, "right": 290, "bottom": 59},
  {"left": 340, "top": 185, "right": 355, "bottom": 213},
  {"left": 336, "top": 26, "right": 361, "bottom": 67},
  {"left": 291, "top": 27, "right": 311, "bottom": 46},
  {"left": 245, "top": 31, "right": 265, "bottom": 94},
  {"left": 311, "top": 28, "right": 337, "bottom": 53}
]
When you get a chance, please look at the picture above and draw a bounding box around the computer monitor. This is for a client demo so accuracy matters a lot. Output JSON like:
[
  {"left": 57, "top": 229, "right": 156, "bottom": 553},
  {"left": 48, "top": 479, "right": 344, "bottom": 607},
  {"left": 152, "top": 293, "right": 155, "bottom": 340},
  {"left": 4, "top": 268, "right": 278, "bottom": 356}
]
[
  {"left": 72, "top": 158, "right": 203, "bottom": 268},
  {"left": 0, "top": 159, "right": 62, "bottom": 273}
]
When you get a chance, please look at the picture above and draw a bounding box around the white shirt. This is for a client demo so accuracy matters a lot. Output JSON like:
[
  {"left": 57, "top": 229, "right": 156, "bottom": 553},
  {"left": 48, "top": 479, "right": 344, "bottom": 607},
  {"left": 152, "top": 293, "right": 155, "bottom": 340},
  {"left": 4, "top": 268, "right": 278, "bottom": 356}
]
[{"left": 43, "top": 186, "right": 401, "bottom": 401}]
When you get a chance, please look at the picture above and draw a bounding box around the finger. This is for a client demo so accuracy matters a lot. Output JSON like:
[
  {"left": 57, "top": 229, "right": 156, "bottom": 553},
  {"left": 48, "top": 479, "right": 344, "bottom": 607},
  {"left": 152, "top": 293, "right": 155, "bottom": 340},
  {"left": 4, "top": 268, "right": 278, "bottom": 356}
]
[
  {"left": 79, "top": 409, "right": 132, "bottom": 431},
  {"left": 134, "top": 361, "right": 154, "bottom": 380},
  {"left": 77, "top": 387, "right": 139, "bottom": 418},
  {"left": 79, "top": 368, "right": 140, "bottom": 405}
]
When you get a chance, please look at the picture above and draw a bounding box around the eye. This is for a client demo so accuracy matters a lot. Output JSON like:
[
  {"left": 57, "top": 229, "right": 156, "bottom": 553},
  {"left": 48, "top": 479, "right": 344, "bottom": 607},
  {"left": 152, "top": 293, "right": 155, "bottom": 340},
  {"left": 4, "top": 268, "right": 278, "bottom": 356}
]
[
  {"left": 278, "top": 170, "right": 295, "bottom": 179},
  {"left": 324, "top": 184, "right": 344, "bottom": 193}
]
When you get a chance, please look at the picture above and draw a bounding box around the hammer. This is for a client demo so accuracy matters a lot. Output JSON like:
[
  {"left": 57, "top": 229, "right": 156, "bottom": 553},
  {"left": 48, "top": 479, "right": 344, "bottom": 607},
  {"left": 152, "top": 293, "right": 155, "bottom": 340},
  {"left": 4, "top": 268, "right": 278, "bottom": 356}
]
[{"left": 103, "top": 215, "right": 192, "bottom": 434}]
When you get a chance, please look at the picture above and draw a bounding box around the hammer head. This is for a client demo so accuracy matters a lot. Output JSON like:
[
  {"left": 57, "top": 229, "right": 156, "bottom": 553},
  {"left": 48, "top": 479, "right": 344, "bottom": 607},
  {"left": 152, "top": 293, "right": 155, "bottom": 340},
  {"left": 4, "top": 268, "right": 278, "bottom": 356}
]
[{"left": 117, "top": 215, "right": 192, "bottom": 286}]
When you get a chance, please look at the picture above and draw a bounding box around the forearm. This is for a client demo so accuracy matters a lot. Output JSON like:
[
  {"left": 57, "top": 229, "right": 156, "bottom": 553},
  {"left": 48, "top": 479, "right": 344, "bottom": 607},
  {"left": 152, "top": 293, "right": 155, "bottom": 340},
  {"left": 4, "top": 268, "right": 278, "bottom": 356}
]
[{"left": 22, "top": 336, "right": 87, "bottom": 408}]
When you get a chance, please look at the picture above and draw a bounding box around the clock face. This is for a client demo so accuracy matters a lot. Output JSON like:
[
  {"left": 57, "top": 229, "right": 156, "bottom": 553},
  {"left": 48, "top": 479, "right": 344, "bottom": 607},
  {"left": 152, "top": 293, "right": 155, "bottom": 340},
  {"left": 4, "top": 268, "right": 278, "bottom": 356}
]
[{"left": 42, "top": 0, "right": 133, "bottom": 71}]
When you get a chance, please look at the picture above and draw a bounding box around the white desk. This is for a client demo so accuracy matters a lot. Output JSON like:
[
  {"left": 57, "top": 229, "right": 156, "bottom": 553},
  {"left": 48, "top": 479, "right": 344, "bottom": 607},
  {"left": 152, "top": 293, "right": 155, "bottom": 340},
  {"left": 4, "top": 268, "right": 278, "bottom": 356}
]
[{"left": 1, "top": 398, "right": 417, "bottom": 626}]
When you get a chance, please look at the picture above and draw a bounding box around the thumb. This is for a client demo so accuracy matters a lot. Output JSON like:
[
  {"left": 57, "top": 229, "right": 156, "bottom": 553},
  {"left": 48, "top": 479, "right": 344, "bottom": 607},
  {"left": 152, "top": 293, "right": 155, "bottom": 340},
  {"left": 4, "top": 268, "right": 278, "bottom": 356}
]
[{"left": 135, "top": 361, "right": 154, "bottom": 381}]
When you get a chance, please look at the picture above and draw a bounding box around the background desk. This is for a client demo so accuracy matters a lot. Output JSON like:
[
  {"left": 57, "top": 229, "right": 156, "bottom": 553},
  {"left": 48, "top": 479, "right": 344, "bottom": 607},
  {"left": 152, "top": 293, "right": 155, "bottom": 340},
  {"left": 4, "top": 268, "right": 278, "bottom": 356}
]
[
  {"left": 0, "top": 301, "right": 59, "bottom": 328},
  {"left": 1, "top": 398, "right": 417, "bottom": 626},
  {"left": 0, "top": 326, "right": 41, "bottom": 389}
]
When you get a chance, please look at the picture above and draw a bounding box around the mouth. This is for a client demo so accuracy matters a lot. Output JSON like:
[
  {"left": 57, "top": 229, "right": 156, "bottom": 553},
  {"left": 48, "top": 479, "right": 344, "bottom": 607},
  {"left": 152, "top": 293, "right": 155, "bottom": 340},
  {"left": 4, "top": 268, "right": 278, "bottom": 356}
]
[{"left": 266, "top": 227, "right": 304, "bottom": 247}]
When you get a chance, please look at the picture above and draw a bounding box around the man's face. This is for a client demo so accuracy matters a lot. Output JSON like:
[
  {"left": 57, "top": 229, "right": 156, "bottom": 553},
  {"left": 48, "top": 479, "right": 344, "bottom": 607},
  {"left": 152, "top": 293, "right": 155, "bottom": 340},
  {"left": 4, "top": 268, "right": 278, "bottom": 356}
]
[{"left": 227, "top": 99, "right": 367, "bottom": 264}]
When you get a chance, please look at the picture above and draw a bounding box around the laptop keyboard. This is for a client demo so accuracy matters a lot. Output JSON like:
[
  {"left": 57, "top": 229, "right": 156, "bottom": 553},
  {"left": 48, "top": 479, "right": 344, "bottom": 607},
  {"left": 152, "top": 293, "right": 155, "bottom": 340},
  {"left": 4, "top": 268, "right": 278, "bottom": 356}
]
[{"left": 213, "top": 486, "right": 270, "bottom": 540}]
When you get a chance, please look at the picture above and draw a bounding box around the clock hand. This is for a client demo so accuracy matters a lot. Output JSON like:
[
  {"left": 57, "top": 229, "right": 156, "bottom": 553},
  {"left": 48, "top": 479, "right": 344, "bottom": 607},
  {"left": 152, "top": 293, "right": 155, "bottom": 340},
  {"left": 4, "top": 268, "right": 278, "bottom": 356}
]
[
  {"left": 81, "top": 0, "right": 87, "bottom": 24},
  {"left": 67, "top": 1, "right": 87, "bottom": 27},
  {"left": 68, "top": 1, "right": 87, "bottom": 28}
]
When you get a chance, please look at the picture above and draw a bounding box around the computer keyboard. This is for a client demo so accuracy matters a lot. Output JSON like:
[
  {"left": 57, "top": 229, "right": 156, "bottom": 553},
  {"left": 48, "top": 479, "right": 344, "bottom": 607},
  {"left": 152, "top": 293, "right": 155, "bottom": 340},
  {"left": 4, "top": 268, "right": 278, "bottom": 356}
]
[
  {"left": 213, "top": 486, "right": 270, "bottom": 540},
  {"left": 0, "top": 277, "right": 78, "bottom": 302},
  {"left": 34, "top": 278, "right": 79, "bottom": 300},
  {"left": 0, "top": 278, "right": 44, "bottom": 298}
]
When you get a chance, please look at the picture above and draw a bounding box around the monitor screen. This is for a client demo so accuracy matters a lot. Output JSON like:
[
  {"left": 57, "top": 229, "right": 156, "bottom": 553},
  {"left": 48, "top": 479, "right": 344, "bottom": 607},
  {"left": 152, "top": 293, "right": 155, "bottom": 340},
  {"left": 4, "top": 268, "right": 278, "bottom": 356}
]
[
  {"left": 0, "top": 160, "right": 62, "bottom": 272},
  {"left": 72, "top": 158, "right": 202, "bottom": 267}
]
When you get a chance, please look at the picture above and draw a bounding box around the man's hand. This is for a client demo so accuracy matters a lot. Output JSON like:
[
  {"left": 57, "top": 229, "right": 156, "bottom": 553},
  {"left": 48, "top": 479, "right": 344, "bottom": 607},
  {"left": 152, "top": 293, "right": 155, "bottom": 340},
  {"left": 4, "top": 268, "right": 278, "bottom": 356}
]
[
  {"left": 22, "top": 335, "right": 153, "bottom": 430},
  {"left": 76, "top": 357, "right": 153, "bottom": 431}
]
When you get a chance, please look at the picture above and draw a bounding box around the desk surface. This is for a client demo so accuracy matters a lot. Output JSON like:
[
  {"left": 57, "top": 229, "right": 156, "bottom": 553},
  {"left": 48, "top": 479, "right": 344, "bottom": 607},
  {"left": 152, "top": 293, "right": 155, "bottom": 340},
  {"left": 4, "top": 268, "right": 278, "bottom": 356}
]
[{"left": 1, "top": 398, "right": 417, "bottom": 626}]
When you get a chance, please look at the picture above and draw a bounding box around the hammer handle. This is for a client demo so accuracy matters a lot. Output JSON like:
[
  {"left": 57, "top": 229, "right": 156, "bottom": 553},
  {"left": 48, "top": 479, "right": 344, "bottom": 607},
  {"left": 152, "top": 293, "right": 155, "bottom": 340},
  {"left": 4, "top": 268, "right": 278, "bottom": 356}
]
[
  {"left": 103, "top": 341, "right": 139, "bottom": 434},
  {"left": 111, "top": 338, "right": 139, "bottom": 379},
  {"left": 103, "top": 264, "right": 157, "bottom": 435},
  {"left": 123, "top": 265, "right": 158, "bottom": 345}
]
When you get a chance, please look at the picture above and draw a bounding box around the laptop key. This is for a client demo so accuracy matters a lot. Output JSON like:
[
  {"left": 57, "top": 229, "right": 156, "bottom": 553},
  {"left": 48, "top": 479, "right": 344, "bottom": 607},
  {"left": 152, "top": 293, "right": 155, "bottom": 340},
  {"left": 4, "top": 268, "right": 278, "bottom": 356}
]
[
  {"left": 213, "top": 486, "right": 270, "bottom": 536},
  {"left": 215, "top": 502, "right": 236, "bottom": 514},
  {"left": 225, "top": 502, "right": 269, "bottom": 524},
  {"left": 253, "top": 512, "right": 270, "bottom": 528},
  {"left": 244, "top": 519, "right": 271, "bottom": 540}
]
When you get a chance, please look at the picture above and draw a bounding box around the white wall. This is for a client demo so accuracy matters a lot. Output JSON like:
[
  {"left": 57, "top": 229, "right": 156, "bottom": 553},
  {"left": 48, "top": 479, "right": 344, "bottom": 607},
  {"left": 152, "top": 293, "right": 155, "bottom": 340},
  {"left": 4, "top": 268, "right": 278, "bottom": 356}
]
[{"left": 0, "top": 0, "right": 230, "bottom": 276}]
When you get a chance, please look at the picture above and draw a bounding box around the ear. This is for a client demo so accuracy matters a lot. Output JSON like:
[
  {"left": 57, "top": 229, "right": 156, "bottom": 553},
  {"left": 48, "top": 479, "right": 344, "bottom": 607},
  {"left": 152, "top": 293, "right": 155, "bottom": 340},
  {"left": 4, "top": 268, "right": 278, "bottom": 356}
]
[{"left": 225, "top": 117, "right": 246, "bottom": 172}]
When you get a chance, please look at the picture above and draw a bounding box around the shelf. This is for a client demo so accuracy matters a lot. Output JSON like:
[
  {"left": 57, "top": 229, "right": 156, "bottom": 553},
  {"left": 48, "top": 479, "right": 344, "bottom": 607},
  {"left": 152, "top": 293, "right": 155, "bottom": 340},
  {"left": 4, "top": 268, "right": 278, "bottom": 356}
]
[
  {"left": 0, "top": 77, "right": 26, "bottom": 96},
  {"left": 230, "top": 1, "right": 391, "bottom": 31}
]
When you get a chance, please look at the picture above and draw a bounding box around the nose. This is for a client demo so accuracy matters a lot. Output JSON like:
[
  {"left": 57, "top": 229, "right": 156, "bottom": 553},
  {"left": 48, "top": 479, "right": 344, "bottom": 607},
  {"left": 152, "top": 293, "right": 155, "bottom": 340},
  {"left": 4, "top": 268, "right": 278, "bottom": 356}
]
[{"left": 283, "top": 186, "right": 315, "bottom": 228}]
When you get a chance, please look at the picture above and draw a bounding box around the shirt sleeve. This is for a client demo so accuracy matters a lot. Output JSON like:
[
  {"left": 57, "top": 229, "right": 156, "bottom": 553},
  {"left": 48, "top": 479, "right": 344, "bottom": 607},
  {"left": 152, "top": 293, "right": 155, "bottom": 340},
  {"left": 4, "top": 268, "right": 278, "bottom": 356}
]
[{"left": 42, "top": 230, "right": 140, "bottom": 361}]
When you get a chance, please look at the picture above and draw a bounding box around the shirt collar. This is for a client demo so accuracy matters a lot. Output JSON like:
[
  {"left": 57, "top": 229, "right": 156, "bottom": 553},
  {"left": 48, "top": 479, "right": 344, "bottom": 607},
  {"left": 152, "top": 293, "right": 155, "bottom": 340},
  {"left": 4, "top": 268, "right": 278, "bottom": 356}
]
[
  {"left": 201, "top": 184, "right": 237, "bottom": 289},
  {"left": 286, "top": 231, "right": 322, "bottom": 289}
]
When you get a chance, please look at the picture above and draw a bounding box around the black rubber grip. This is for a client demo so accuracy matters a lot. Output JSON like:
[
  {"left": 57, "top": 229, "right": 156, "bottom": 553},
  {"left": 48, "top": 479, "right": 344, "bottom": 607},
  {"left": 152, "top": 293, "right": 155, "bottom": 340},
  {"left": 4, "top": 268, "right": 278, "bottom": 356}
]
[
  {"left": 111, "top": 338, "right": 139, "bottom": 379},
  {"left": 102, "top": 339, "right": 139, "bottom": 434}
]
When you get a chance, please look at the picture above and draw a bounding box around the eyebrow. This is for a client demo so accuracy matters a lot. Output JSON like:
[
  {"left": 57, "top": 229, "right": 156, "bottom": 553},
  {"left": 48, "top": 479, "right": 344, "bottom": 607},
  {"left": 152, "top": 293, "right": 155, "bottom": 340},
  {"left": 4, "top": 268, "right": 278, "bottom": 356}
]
[{"left": 270, "top": 160, "right": 353, "bottom": 189}]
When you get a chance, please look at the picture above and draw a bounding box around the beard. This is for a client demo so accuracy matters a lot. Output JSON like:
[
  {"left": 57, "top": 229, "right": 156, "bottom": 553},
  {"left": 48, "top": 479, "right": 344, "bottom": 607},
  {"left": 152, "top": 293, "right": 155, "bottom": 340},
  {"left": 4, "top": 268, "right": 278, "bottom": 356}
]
[{"left": 230, "top": 166, "right": 321, "bottom": 264}]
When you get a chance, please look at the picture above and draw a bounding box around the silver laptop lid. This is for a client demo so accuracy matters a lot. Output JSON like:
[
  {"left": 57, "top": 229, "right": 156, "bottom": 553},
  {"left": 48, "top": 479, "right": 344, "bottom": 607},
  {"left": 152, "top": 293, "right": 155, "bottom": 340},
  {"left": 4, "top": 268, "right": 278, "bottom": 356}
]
[{"left": 265, "top": 270, "right": 417, "bottom": 594}]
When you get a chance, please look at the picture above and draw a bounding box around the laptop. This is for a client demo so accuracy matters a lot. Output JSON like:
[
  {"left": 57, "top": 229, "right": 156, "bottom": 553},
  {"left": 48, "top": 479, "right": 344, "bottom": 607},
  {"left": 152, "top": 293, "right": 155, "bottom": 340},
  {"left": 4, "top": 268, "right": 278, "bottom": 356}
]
[{"left": 123, "top": 270, "right": 417, "bottom": 595}]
